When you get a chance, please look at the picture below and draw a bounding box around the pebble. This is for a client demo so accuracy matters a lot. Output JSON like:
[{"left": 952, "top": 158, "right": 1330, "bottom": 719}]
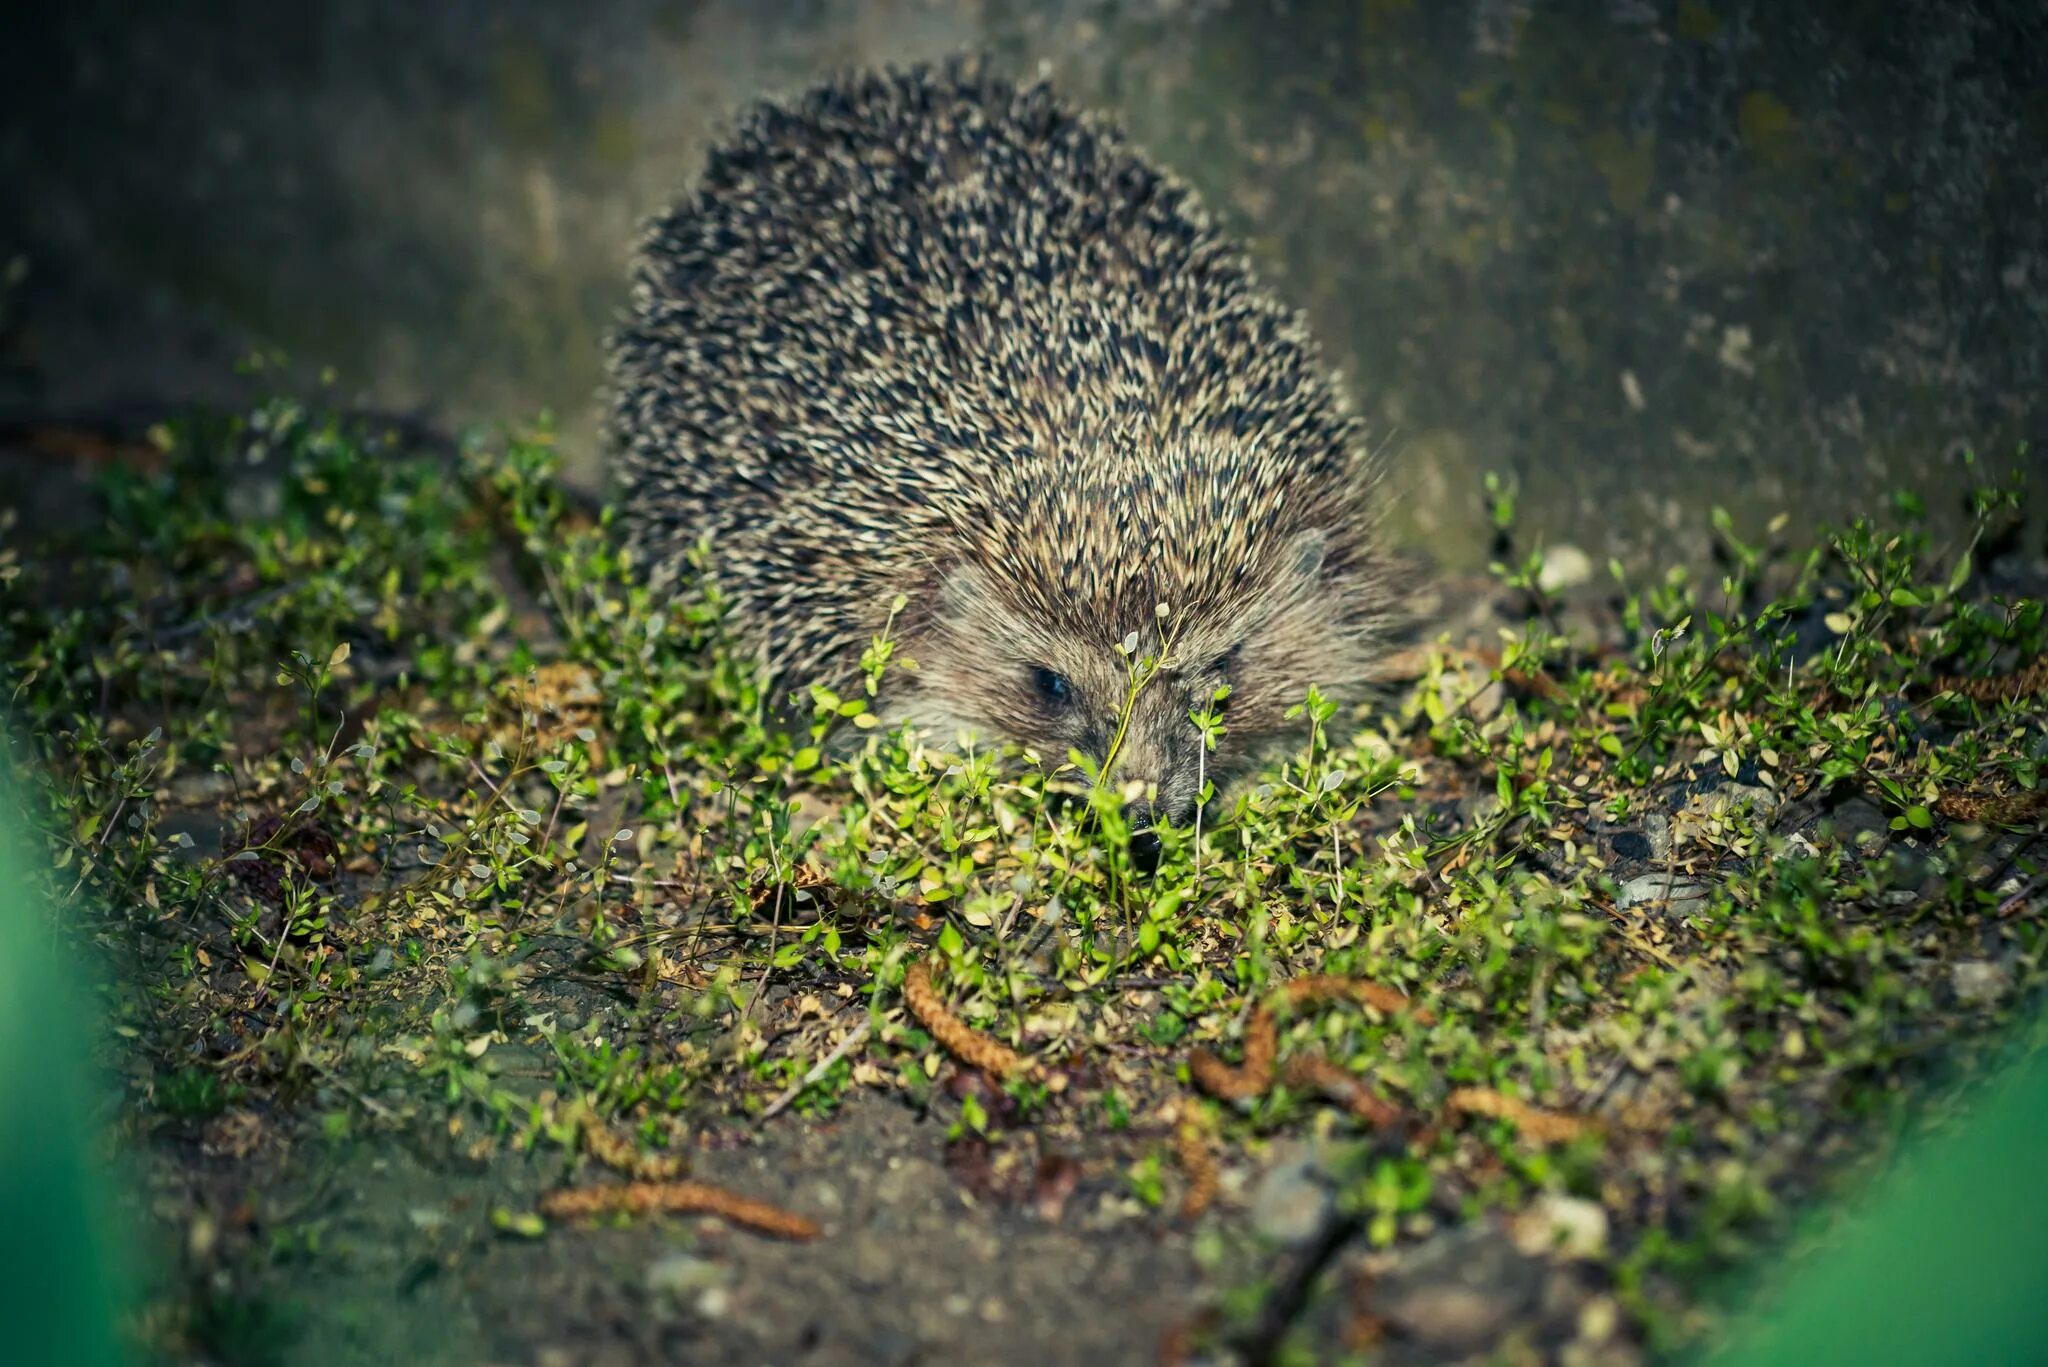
[
  {"left": 1822, "top": 796, "right": 1891, "bottom": 854},
  {"left": 1248, "top": 1151, "right": 1332, "bottom": 1247},
  {"left": 1963, "top": 833, "right": 2030, "bottom": 884},
  {"left": 1537, "top": 544, "right": 1595, "bottom": 593},
  {"left": 646, "top": 1252, "right": 727, "bottom": 1304},
  {"left": 1615, "top": 873, "right": 1711, "bottom": 914},
  {"left": 1671, "top": 782, "right": 1781, "bottom": 845},
  {"left": 1435, "top": 669, "right": 1505, "bottom": 724},
  {"left": 1512, "top": 1194, "right": 1609, "bottom": 1261},
  {"left": 1951, "top": 961, "right": 2011, "bottom": 1006}
]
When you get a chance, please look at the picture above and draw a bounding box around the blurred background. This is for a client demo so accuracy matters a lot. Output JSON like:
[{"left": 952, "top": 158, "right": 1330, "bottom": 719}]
[{"left": 1, "top": 0, "right": 2043, "bottom": 570}]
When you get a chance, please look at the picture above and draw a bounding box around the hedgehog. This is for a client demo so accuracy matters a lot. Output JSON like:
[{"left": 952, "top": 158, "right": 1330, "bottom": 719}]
[{"left": 608, "top": 58, "right": 1391, "bottom": 845}]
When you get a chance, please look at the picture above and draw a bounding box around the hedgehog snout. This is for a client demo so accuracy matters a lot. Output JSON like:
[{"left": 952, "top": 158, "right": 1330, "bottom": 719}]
[{"left": 1123, "top": 798, "right": 1164, "bottom": 872}]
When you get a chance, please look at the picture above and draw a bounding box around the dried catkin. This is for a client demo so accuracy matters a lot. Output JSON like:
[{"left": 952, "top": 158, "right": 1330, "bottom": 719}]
[
  {"left": 577, "top": 1111, "right": 688, "bottom": 1182},
  {"left": 902, "top": 956, "right": 1038, "bottom": 1080},
  {"left": 1445, "top": 1087, "right": 1597, "bottom": 1146},
  {"left": 1174, "top": 1119, "right": 1218, "bottom": 1223},
  {"left": 1281, "top": 1055, "right": 1403, "bottom": 1130},
  {"left": 1924, "top": 655, "right": 2048, "bottom": 704},
  {"left": 538, "top": 1180, "right": 821, "bottom": 1240},
  {"left": 1189, "top": 972, "right": 1430, "bottom": 1103},
  {"left": 1933, "top": 789, "right": 2048, "bottom": 824}
]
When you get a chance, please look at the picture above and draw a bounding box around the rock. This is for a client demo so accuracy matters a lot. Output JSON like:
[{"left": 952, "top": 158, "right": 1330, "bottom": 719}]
[
  {"left": 1511, "top": 1194, "right": 1609, "bottom": 1261},
  {"left": 1639, "top": 813, "right": 1672, "bottom": 860},
  {"left": 1672, "top": 782, "right": 1782, "bottom": 845},
  {"left": 1615, "top": 873, "right": 1711, "bottom": 914},
  {"left": 1248, "top": 1151, "right": 1332, "bottom": 1247},
  {"left": 1951, "top": 961, "right": 2011, "bottom": 1006},
  {"left": 1376, "top": 1221, "right": 1545, "bottom": 1353},
  {"left": 1537, "top": 544, "right": 1595, "bottom": 594},
  {"left": 1821, "top": 796, "right": 1890, "bottom": 854},
  {"left": 1458, "top": 789, "right": 1505, "bottom": 826},
  {"left": 1608, "top": 830, "right": 1652, "bottom": 862},
  {"left": 1962, "top": 833, "right": 2030, "bottom": 885}
]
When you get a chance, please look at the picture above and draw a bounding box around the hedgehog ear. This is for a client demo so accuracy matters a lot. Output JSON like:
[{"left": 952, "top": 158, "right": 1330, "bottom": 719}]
[
  {"left": 1287, "top": 529, "right": 1329, "bottom": 582},
  {"left": 939, "top": 562, "right": 992, "bottom": 615}
]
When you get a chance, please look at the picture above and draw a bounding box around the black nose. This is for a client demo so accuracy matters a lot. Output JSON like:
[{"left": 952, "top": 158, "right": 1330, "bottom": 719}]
[
  {"left": 1124, "top": 799, "right": 1163, "bottom": 872},
  {"left": 1129, "top": 827, "right": 1163, "bottom": 872}
]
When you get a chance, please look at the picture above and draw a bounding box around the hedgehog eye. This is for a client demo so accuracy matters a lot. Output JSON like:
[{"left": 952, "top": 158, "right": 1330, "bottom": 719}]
[{"left": 1031, "top": 665, "right": 1075, "bottom": 708}]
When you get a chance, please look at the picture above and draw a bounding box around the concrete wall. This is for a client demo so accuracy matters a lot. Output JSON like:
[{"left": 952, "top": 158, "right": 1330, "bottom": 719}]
[{"left": 3, "top": 0, "right": 2043, "bottom": 568}]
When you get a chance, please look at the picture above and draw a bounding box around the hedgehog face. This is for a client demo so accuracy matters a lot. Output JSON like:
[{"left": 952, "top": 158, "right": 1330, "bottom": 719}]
[
  {"left": 891, "top": 591, "right": 1219, "bottom": 830},
  {"left": 888, "top": 528, "right": 1376, "bottom": 843}
]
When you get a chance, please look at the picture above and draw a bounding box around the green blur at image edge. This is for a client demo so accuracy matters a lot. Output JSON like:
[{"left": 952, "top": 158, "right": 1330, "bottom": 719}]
[{"left": 0, "top": 757, "right": 130, "bottom": 1367}]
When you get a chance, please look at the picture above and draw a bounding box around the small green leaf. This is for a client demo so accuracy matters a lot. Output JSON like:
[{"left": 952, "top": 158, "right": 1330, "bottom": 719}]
[{"left": 491, "top": 1207, "right": 547, "bottom": 1238}]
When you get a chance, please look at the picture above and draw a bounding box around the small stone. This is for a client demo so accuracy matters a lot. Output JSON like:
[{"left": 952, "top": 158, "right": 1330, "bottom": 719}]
[
  {"left": 1578, "top": 1295, "right": 1621, "bottom": 1346},
  {"left": 1537, "top": 544, "right": 1595, "bottom": 594},
  {"left": 1719, "top": 782, "right": 1781, "bottom": 816},
  {"left": 1962, "top": 833, "right": 2028, "bottom": 884},
  {"left": 646, "top": 1252, "right": 726, "bottom": 1304},
  {"left": 1512, "top": 1195, "right": 1609, "bottom": 1260},
  {"left": 1951, "top": 961, "right": 2011, "bottom": 1006},
  {"left": 1639, "top": 813, "right": 1672, "bottom": 860},
  {"left": 1615, "top": 873, "right": 1711, "bottom": 914},
  {"left": 1822, "top": 797, "right": 1890, "bottom": 854},
  {"left": 1249, "top": 1152, "right": 1332, "bottom": 1247},
  {"left": 1458, "top": 789, "right": 1505, "bottom": 827},
  {"left": 1436, "top": 668, "right": 1505, "bottom": 724},
  {"left": 695, "top": 1284, "right": 730, "bottom": 1320}
]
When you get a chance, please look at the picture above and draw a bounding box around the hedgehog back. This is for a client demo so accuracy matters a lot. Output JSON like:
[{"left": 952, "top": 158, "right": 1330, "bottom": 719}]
[{"left": 608, "top": 61, "right": 1371, "bottom": 689}]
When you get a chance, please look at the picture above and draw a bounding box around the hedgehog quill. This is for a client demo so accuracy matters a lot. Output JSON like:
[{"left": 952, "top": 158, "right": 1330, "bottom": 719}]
[{"left": 609, "top": 59, "right": 1392, "bottom": 840}]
